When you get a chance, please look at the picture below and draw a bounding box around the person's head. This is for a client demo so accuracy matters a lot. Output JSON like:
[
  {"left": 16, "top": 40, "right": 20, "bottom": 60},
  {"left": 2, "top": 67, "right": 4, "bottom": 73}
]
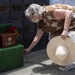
[{"left": 25, "top": 3, "right": 45, "bottom": 23}]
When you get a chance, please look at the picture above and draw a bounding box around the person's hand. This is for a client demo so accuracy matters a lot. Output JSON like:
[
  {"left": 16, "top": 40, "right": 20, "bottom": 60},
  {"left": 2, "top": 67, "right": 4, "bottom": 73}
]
[
  {"left": 24, "top": 48, "right": 31, "bottom": 54},
  {"left": 61, "top": 30, "right": 68, "bottom": 39}
]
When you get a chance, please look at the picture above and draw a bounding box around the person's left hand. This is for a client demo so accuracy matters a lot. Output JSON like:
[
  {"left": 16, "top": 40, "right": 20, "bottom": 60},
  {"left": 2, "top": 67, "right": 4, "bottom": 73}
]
[{"left": 61, "top": 30, "right": 68, "bottom": 39}]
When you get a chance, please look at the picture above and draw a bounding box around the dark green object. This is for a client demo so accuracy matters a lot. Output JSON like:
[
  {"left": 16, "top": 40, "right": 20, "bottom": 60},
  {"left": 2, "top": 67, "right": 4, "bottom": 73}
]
[
  {"left": 0, "top": 44, "right": 24, "bottom": 72},
  {"left": 0, "top": 23, "right": 13, "bottom": 33}
]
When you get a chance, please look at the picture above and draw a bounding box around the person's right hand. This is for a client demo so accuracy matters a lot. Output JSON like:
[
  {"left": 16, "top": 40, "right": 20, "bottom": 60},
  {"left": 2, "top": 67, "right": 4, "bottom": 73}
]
[
  {"left": 61, "top": 30, "right": 68, "bottom": 39},
  {"left": 24, "top": 48, "right": 31, "bottom": 54}
]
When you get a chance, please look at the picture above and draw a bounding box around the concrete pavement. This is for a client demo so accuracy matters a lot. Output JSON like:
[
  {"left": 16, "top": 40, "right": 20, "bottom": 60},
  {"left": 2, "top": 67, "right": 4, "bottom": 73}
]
[{"left": 0, "top": 49, "right": 75, "bottom": 75}]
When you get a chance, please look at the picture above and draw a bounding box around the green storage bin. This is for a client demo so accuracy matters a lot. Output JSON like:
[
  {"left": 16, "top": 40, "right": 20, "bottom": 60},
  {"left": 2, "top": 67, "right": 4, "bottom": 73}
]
[
  {"left": 0, "top": 23, "right": 13, "bottom": 33},
  {"left": 0, "top": 44, "right": 24, "bottom": 72}
]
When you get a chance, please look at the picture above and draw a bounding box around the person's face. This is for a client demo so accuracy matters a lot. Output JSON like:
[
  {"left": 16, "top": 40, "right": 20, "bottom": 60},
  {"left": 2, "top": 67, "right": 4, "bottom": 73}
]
[
  {"left": 31, "top": 14, "right": 42, "bottom": 23},
  {"left": 25, "top": 4, "right": 43, "bottom": 23}
]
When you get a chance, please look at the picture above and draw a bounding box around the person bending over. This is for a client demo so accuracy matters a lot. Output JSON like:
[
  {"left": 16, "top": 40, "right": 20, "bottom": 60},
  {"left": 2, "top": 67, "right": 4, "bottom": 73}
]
[{"left": 24, "top": 3, "right": 75, "bottom": 71}]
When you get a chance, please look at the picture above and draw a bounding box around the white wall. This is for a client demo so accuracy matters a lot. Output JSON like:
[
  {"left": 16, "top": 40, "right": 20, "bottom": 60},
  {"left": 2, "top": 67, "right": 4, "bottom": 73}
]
[
  {"left": 64, "top": 0, "right": 75, "bottom": 6},
  {"left": 49, "top": 0, "right": 64, "bottom": 4},
  {"left": 49, "top": 0, "right": 75, "bottom": 6}
]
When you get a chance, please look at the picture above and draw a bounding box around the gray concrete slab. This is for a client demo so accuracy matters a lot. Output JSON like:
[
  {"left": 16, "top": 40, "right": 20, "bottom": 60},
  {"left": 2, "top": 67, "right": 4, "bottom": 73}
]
[
  {"left": 0, "top": 49, "right": 75, "bottom": 75},
  {"left": 33, "top": 65, "right": 75, "bottom": 75}
]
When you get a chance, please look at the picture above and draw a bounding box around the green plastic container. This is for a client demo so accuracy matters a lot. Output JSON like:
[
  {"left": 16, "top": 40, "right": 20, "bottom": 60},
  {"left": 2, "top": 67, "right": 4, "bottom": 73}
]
[
  {"left": 0, "top": 44, "right": 24, "bottom": 72},
  {"left": 0, "top": 23, "right": 12, "bottom": 33}
]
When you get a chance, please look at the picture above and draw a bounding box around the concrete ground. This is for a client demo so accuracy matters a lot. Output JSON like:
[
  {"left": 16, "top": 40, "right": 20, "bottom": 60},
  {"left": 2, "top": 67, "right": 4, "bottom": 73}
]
[{"left": 0, "top": 49, "right": 75, "bottom": 75}]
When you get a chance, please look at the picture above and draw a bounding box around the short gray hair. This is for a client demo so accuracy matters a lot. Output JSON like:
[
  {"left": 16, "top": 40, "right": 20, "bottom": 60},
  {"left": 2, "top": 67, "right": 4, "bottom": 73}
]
[{"left": 25, "top": 4, "right": 44, "bottom": 22}]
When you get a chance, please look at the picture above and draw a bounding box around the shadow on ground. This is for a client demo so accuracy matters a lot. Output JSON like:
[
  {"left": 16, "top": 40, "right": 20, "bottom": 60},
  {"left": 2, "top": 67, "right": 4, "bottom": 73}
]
[
  {"left": 1, "top": 49, "right": 75, "bottom": 75},
  {"left": 32, "top": 62, "right": 75, "bottom": 75}
]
